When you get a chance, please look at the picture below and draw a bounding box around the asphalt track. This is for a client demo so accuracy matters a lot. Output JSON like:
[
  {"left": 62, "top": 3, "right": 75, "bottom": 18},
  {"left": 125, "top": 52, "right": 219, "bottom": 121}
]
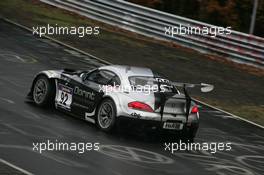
[{"left": 0, "top": 20, "right": 263, "bottom": 175}]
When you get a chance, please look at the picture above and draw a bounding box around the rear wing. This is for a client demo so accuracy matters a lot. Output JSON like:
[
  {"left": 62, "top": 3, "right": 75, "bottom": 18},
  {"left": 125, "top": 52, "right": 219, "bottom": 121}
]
[
  {"left": 154, "top": 77, "right": 214, "bottom": 93},
  {"left": 155, "top": 78, "right": 214, "bottom": 126},
  {"left": 171, "top": 82, "right": 214, "bottom": 93},
  {"left": 172, "top": 82, "right": 214, "bottom": 124}
]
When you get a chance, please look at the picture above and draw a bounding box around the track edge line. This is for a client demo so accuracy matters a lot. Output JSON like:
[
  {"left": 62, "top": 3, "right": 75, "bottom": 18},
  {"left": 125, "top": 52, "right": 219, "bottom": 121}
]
[{"left": 194, "top": 98, "right": 264, "bottom": 129}]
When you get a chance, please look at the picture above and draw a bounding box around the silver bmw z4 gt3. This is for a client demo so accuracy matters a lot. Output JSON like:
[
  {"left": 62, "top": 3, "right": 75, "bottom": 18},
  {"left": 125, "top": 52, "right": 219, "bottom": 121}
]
[{"left": 27, "top": 65, "right": 213, "bottom": 141}]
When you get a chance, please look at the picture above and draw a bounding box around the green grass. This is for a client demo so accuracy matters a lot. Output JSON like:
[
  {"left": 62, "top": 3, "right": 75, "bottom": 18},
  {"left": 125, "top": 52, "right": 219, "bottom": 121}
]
[{"left": 196, "top": 97, "right": 264, "bottom": 125}]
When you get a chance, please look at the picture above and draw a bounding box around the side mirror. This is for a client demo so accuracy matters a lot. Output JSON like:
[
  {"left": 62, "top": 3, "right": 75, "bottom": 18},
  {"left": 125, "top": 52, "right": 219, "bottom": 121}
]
[
  {"left": 201, "top": 83, "right": 214, "bottom": 92},
  {"left": 80, "top": 73, "right": 87, "bottom": 81}
]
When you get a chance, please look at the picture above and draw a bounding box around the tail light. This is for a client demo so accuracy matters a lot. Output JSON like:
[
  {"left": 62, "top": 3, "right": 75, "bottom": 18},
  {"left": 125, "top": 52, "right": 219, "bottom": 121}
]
[
  {"left": 128, "top": 101, "right": 154, "bottom": 112},
  {"left": 191, "top": 105, "right": 198, "bottom": 114}
]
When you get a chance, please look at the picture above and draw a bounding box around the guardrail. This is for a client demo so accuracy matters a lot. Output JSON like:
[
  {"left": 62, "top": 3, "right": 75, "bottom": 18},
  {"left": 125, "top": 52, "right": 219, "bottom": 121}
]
[{"left": 40, "top": 0, "right": 264, "bottom": 68}]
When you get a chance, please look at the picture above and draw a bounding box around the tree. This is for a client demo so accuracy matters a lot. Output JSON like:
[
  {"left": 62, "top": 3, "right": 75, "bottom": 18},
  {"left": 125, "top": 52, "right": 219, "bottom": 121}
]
[
  {"left": 199, "top": 0, "right": 239, "bottom": 29},
  {"left": 127, "top": 0, "right": 264, "bottom": 37},
  {"left": 255, "top": 0, "right": 264, "bottom": 36}
]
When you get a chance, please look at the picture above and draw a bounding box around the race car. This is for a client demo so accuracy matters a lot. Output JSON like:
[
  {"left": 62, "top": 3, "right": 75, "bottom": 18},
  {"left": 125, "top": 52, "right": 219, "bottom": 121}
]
[{"left": 27, "top": 65, "right": 213, "bottom": 140}]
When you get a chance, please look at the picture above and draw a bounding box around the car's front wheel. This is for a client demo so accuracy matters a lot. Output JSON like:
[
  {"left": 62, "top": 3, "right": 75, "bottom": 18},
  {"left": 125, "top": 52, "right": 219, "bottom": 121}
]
[
  {"left": 33, "top": 75, "right": 54, "bottom": 107},
  {"left": 96, "top": 99, "right": 117, "bottom": 132}
]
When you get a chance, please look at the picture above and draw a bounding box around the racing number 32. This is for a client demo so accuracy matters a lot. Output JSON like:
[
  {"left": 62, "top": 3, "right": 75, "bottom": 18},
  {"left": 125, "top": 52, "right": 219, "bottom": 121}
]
[
  {"left": 57, "top": 84, "right": 73, "bottom": 110},
  {"left": 60, "top": 91, "right": 68, "bottom": 105}
]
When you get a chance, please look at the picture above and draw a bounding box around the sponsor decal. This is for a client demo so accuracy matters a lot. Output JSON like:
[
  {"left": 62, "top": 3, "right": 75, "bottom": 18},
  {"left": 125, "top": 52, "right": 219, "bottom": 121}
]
[
  {"left": 57, "top": 84, "right": 73, "bottom": 110},
  {"left": 131, "top": 112, "right": 141, "bottom": 119},
  {"left": 74, "top": 86, "right": 95, "bottom": 100}
]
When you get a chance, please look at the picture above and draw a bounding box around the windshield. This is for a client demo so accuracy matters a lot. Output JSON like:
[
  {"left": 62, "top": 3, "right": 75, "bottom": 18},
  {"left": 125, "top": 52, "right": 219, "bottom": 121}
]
[{"left": 128, "top": 76, "right": 177, "bottom": 93}]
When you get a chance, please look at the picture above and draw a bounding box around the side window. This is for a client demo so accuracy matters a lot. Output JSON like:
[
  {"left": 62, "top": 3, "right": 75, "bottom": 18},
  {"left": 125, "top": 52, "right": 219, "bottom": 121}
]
[
  {"left": 108, "top": 75, "right": 121, "bottom": 86},
  {"left": 86, "top": 70, "right": 99, "bottom": 82},
  {"left": 86, "top": 70, "right": 120, "bottom": 85}
]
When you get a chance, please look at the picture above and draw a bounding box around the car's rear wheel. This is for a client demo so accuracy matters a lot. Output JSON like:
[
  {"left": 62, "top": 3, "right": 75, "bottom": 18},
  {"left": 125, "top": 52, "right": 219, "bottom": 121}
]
[
  {"left": 33, "top": 75, "right": 54, "bottom": 107},
  {"left": 96, "top": 99, "right": 116, "bottom": 132},
  {"left": 181, "top": 124, "right": 199, "bottom": 143}
]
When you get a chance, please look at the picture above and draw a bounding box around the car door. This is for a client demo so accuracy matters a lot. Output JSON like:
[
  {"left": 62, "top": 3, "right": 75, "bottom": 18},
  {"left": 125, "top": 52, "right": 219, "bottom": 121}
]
[
  {"left": 54, "top": 71, "right": 96, "bottom": 119},
  {"left": 55, "top": 73, "right": 76, "bottom": 112},
  {"left": 82, "top": 69, "right": 120, "bottom": 113}
]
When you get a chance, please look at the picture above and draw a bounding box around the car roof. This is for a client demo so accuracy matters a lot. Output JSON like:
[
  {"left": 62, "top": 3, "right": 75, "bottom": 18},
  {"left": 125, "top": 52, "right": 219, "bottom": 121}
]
[{"left": 99, "top": 65, "right": 154, "bottom": 78}]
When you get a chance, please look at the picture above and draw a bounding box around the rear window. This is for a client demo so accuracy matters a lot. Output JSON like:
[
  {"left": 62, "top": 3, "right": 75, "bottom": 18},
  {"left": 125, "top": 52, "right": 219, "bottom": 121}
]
[
  {"left": 86, "top": 69, "right": 120, "bottom": 85},
  {"left": 128, "top": 76, "right": 177, "bottom": 93}
]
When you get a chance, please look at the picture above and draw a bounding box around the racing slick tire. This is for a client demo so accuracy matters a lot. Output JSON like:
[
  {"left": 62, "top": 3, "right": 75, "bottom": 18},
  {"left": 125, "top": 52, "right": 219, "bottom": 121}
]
[
  {"left": 181, "top": 124, "right": 199, "bottom": 143},
  {"left": 181, "top": 132, "right": 195, "bottom": 143},
  {"left": 32, "top": 75, "right": 55, "bottom": 107},
  {"left": 96, "top": 98, "right": 117, "bottom": 132}
]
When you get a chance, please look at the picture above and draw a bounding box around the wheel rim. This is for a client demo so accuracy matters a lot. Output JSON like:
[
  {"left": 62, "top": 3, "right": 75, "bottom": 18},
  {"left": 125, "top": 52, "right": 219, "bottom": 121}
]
[
  {"left": 33, "top": 79, "right": 47, "bottom": 104},
  {"left": 98, "top": 102, "right": 114, "bottom": 129}
]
